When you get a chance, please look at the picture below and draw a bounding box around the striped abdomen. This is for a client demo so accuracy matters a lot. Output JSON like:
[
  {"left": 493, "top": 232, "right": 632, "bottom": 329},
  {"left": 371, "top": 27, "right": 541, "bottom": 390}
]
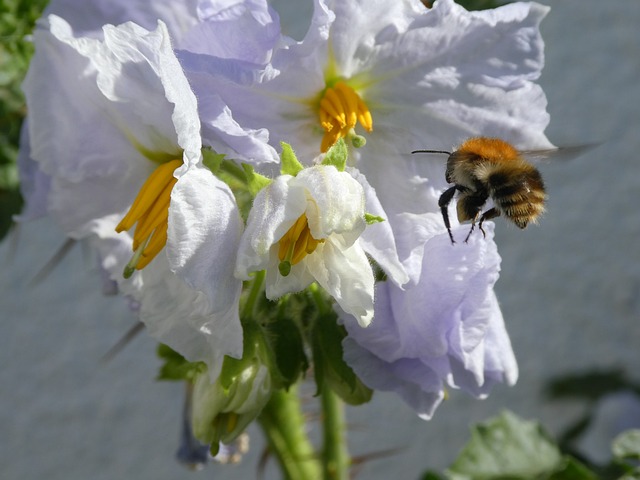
[{"left": 488, "top": 164, "right": 546, "bottom": 229}]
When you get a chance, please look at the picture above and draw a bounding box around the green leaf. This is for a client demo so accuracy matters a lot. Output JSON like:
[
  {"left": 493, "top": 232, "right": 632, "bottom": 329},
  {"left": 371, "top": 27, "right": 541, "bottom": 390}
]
[
  {"left": 0, "top": 187, "right": 22, "bottom": 241},
  {"left": 422, "top": 472, "right": 446, "bottom": 480},
  {"left": 618, "top": 470, "right": 640, "bottom": 480},
  {"left": 156, "top": 344, "right": 206, "bottom": 382},
  {"left": 613, "top": 430, "right": 640, "bottom": 462},
  {"left": 446, "top": 411, "right": 564, "bottom": 480},
  {"left": 544, "top": 368, "right": 637, "bottom": 402},
  {"left": 241, "top": 163, "right": 271, "bottom": 196},
  {"left": 547, "top": 457, "right": 599, "bottom": 480},
  {"left": 263, "top": 310, "right": 308, "bottom": 389},
  {"left": 280, "top": 141, "right": 303, "bottom": 176},
  {"left": 321, "top": 138, "right": 348, "bottom": 171},
  {"left": 311, "top": 311, "right": 372, "bottom": 405}
]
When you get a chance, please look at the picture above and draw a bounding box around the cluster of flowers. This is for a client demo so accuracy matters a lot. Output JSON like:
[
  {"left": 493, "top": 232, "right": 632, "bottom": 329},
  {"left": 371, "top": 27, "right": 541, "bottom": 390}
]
[{"left": 18, "top": 0, "right": 552, "bottom": 457}]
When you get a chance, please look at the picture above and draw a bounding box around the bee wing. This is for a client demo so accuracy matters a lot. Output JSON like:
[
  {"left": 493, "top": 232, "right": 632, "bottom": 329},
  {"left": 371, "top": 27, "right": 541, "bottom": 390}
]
[{"left": 519, "top": 143, "right": 601, "bottom": 164}]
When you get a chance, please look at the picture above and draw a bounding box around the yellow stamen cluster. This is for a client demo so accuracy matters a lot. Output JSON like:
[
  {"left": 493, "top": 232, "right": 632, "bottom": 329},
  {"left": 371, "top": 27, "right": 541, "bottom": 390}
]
[
  {"left": 318, "top": 81, "right": 373, "bottom": 152},
  {"left": 116, "top": 158, "right": 182, "bottom": 276},
  {"left": 277, "top": 215, "right": 324, "bottom": 275}
]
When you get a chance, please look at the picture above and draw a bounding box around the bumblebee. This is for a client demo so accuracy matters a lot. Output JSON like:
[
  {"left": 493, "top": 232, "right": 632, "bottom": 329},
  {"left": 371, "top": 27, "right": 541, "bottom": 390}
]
[{"left": 413, "top": 137, "right": 547, "bottom": 244}]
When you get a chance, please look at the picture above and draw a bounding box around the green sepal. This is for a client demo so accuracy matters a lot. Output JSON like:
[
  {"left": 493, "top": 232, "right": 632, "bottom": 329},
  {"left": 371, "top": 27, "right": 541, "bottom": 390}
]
[
  {"left": 218, "top": 321, "right": 260, "bottom": 391},
  {"left": 280, "top": 142, "right": 304, "bottom": 176},
  {"left": 364, "top": 213, "right": 385, "bottom": 225},
  {"left": 156, "top": 344, "right": 206, "bottom": 382},
  {"left": 311, "top": 311, "right": 372, "bottom": 405},
  {"left": 321, "top": 138, "right": 348, "bottom": 172},
  {"left": 241, "top": 163, "right": 272, "bottom": 196},
  {"left": 201, "top": 147, "right": 225, "bottom": 173}
]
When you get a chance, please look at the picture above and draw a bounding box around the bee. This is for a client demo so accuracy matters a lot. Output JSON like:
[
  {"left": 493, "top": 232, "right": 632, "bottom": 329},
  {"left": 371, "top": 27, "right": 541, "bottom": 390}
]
[{"left": 412, "top": 137, "right": 550, "bottom": 244}]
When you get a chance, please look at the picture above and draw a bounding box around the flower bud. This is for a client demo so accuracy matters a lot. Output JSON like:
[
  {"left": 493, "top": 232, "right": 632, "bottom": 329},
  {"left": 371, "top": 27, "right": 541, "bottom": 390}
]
[{"left": 191, "top": 325, "right": 273, "bottom": 451}]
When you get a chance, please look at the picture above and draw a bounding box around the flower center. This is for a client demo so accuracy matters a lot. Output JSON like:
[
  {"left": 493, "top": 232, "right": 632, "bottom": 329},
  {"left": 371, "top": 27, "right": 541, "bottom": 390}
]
[
  {"left": 277, "top": 214, "right": 324, "bottom": 276},
  {"left": 116, "top": 158, "right": 182, "bottom": 277},
  {"left": 318, "top": 81, "right": 373, "bottom": 152}
]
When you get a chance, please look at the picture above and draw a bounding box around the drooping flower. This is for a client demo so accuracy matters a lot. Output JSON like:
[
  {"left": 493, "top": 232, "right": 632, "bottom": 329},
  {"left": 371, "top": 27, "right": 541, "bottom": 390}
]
[
  {"left": 178, "top": 0, "right": 553, "bottom": 282},
  {"left": 340, "top": 221, "right": 518, "bottom": 419},
  {"left": 23, "top": 16, "right": 244, "bottom": 377},
  {"left": 235, "top": 161, "right": 377, "bottom": 327}
]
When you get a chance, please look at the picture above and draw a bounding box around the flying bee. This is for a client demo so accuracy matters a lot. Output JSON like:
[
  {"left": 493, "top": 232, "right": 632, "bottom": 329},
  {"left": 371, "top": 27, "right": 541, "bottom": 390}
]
[{"left": 412, "top": 137, "right": 557, "bottom": 244}]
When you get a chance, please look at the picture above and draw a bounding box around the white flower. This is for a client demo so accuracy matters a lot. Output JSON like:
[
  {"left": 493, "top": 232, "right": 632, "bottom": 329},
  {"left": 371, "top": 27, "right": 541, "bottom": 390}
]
[
  {"left": 235, "top": 164, "right": 375, "bottom": 327},
  {"left": 23, "top": 16, "right": 243, "bottom": 377}
]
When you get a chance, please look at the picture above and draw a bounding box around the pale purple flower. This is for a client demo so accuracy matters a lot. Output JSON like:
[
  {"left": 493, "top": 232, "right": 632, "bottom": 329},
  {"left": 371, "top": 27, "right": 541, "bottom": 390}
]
[
  {"left": 23, "top": 16, "right": 243, "bottom": 378},
  {"left": 341, "top": 222, "right": 517, "bottom": 419}
]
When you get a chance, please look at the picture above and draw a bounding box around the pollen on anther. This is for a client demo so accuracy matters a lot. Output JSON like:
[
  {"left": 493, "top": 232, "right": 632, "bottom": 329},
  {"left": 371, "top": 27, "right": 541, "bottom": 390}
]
[
  {"left": 317, "top": 81, "right": 373, "bottom": 152},
  {"left": 116, "top": 158, "right": 182, "bottom": 275}
]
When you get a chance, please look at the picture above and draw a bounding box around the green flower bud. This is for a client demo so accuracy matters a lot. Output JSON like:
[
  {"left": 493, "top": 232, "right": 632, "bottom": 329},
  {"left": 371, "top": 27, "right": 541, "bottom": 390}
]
[
  {"left": 191, "top": 323, "right": 274, "bottom": 449},
  {"left": 192, "top": 359, "right": 271, "bottom": 448}
]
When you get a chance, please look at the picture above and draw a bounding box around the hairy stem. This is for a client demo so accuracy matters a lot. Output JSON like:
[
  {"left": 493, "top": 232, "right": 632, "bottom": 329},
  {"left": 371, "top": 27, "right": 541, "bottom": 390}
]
[
  {"left": 258, "top": 387, "right": 321, "bottom": 480},
  {"left": 321, "top": 386, "right": 349, "bottom": 480}
]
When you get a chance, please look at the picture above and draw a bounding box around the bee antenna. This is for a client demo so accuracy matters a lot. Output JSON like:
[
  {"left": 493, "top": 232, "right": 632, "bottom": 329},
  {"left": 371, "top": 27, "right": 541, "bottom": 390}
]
[{"left": 411, "top": 149, "right": 451, "bottom": 155}]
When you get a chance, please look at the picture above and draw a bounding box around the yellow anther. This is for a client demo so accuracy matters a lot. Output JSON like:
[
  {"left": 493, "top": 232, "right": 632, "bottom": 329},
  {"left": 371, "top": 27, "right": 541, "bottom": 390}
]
[
  {"left": 356, "top": 96, "right": 373, "bottom": 132},
  {"left": 116, "top": 159, "right": 181, "bottom": 233},
  {"left": 322, "top": 89, "right": 347, "bottom": 128},
  {"left": 317, "top": 81, "right": 373, "bottom": 152},
  {"left": 117, "top": 158, "right": 182, "bottom": 275},
  {"left": 136, "top": 222, "right": 168, "bottom": 270},
  {"left": 278, "top": 215, "right": 324, "bottom": 273},
  {"left": 132, "top": 177, "right": 175, "bottom": 249},
  {"left": 335, "top": 82, "right": 358, "bottom": 128}
]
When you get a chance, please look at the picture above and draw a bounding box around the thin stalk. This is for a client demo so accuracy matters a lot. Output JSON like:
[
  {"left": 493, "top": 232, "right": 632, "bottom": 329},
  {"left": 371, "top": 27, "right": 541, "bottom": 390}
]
[
  {"left": 241, "top": 269, "right": 265, "bottom": 319},
  {"left": 321, "top": 386, "right": 349, "bottom": 480},
  {"left": 258, "top": 387, "right": 321, "bottom": 480}
]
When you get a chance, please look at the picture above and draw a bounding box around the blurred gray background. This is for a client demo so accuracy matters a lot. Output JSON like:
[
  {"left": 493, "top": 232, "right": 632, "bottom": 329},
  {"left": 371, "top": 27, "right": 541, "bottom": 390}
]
[{"left": 2, "top": 0, "right": 639, "bottom": 478}]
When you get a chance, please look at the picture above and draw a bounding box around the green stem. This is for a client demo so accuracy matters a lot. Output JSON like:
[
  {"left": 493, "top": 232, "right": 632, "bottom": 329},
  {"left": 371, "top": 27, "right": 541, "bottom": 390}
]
[
  {"left": 241, "top": 269, "right": 265, "bottom": 319},
  {"left": 309, "top": 283, "right": 330, "bottom": 316},
  {"left": 258, "top": 387, "right": 321, "bottom": 480},
  {"left": 321, "top": 386, "right": 349, "bottom": 480}
]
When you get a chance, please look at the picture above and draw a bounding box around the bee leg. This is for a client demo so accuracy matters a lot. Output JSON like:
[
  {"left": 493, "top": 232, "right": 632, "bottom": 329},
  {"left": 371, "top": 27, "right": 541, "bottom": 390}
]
[
  {"left": 478, "top": 208, "right": 500, "bottom": 238},
  {"left": 438, "top": 186, "right": 458, "bottom": 244},
  {"left": 464, "top": 215, "right": 479, "bottom": 243}
]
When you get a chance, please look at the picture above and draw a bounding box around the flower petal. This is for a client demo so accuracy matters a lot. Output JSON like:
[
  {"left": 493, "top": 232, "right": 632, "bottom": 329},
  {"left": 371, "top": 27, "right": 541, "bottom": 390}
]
[
  {"left": 167, "top": 167, "right": 243, "bottom": 354},
  {"left": 181, "top": 0, "right": 283, "bottom": 64},
  {"left": 347, "top": 167, "right": 409, "bottom": 287},
  {"left": 235, "top": 175, "right": 306, "bottom": 278},
  {"left": 309, "top": 237, "right": 374, "bottom": 327},
  {"left": 43, "top": 0, "right": 199, "bottom": 43},
  {"left": 293, "top": 165, "right": 365, "bottom": 243}
]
